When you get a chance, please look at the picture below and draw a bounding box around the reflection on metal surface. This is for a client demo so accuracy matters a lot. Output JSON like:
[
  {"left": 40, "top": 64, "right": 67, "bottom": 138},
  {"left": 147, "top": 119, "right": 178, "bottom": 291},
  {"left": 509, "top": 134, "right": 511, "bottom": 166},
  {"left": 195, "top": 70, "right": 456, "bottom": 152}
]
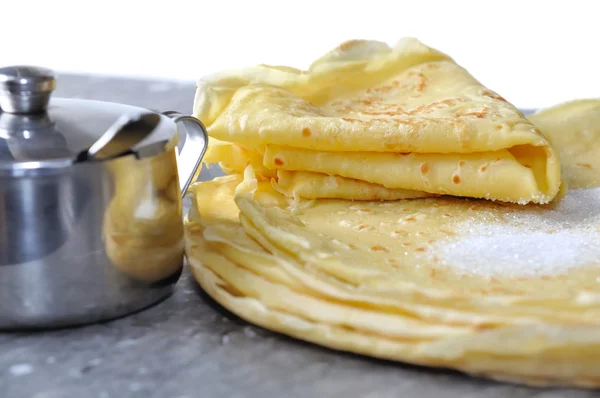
[
  {"left": 103, "top": 150, "right": 184, "bottom": 284},
  {"left": 79, "top": 112, "right": 161, "bottom": 162},
  {"left": 0, "top": 161, "right": 176, "bottom": 329},
  {"left": 0, "top": 113, "right": 72, "bottom": 161},
  {"left": 102, "top": 112, "right": 208, "bottom": 284},
  {"left": 0, "top": 168, "right": 84, "bottom": 265}
]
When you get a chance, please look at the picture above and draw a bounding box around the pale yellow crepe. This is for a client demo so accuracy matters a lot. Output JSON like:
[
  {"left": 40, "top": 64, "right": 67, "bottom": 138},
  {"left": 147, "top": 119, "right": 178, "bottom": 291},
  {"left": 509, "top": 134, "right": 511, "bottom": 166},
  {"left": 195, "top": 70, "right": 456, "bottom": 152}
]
[
  {"left": 185, "top": 168, "right": 600, "bottom": 387},
  {"left": 195, "top": 38, "right": 561, "bottom": 204},
  {"left": 273, "top": 170, "right": 433, "bottom": 201},
  {"left": 203, "top": 137, "right": 275, "bottom": 179},
  {"left": 529, "top": 99, "right": 600, "bottom": 189},
  {"left": 202, "top": 129, "right": 436, "bottom": 201}
]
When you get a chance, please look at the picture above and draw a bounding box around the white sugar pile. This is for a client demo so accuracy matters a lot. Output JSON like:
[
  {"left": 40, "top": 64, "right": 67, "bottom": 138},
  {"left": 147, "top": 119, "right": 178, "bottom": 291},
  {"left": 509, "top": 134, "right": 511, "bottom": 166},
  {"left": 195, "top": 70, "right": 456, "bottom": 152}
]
[{"left": 432, "top": 188, "right": 600, "bottom": 277}]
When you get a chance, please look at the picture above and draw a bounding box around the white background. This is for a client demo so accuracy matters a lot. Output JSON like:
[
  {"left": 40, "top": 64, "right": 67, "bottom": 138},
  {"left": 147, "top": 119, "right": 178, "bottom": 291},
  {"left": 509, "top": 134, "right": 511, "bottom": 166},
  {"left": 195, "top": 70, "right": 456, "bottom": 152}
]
[{"left": 2, "top": 0, "right": 599, "bottom": 108}]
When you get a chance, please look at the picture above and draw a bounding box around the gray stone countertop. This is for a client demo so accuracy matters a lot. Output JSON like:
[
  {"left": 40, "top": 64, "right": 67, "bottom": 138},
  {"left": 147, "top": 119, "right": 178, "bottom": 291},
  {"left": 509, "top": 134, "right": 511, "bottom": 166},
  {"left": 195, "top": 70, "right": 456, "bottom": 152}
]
[{"left": 0, "top": 74, "right": 595, "bottom": 398}]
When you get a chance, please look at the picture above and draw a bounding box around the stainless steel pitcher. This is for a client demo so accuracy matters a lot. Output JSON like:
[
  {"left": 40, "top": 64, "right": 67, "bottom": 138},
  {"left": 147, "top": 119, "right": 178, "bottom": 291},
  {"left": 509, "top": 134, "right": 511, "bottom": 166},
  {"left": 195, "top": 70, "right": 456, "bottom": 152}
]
[{"left": 0, "top": 66, "right": 208, "bottom": 329}]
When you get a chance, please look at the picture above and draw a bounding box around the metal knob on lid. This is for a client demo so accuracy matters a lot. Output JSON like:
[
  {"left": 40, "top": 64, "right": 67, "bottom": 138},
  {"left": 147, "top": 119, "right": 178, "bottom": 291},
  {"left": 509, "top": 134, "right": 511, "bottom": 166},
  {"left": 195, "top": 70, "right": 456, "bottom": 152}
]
[{"left": 0, "top": 65, "right": 56, "bottom": 114}]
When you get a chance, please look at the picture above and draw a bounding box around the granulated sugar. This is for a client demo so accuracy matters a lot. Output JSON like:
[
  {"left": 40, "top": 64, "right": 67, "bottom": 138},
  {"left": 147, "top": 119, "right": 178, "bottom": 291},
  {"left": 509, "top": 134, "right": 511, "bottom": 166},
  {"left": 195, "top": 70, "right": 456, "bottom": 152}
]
[
  {"left": 439, "top": 228, "right": 600, "bottom": 277},
  {"left": 431, "top": 188, "right": 600, "bottom": 277}
]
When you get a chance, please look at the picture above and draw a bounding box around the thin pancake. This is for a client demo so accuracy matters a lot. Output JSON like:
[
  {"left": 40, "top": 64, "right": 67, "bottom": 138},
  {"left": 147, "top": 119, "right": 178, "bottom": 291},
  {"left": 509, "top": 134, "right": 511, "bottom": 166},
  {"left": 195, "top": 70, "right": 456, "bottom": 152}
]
[{"left": 195, "top": 38, "right": 561, "bottom": 204}]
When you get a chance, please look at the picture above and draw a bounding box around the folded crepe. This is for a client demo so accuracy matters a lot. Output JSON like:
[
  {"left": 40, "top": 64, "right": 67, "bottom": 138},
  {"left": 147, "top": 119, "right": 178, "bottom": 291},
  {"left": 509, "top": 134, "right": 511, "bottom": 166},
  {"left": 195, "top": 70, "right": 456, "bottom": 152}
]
[{"left": 195, "top": 38, "right": 561, "bottom": 204}]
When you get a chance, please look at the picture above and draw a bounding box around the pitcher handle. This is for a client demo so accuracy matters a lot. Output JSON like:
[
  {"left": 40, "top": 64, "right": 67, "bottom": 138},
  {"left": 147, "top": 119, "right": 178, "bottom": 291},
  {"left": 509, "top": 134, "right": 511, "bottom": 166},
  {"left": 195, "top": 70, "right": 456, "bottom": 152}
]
[{"left": 162, "top": 111, "right": 209, "bottom": 197}]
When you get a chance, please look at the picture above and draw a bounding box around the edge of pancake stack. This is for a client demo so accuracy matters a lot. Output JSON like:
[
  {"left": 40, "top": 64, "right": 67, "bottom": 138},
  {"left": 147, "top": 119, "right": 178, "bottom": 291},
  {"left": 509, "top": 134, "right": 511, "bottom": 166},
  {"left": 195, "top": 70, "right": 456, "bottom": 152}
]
[{"left": 184, "top": 37, "right": 600, "bottom": 388}]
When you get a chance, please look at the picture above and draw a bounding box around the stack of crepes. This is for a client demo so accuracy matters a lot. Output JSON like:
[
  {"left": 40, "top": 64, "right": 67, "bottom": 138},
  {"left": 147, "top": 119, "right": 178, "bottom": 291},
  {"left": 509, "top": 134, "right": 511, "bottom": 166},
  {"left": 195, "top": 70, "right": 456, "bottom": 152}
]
[
  {"left": 195, "top": 38, "right": 561, "bottom": 204},
  {"left": 185, "top": 37, "right": 600, "bottom": 388}
]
